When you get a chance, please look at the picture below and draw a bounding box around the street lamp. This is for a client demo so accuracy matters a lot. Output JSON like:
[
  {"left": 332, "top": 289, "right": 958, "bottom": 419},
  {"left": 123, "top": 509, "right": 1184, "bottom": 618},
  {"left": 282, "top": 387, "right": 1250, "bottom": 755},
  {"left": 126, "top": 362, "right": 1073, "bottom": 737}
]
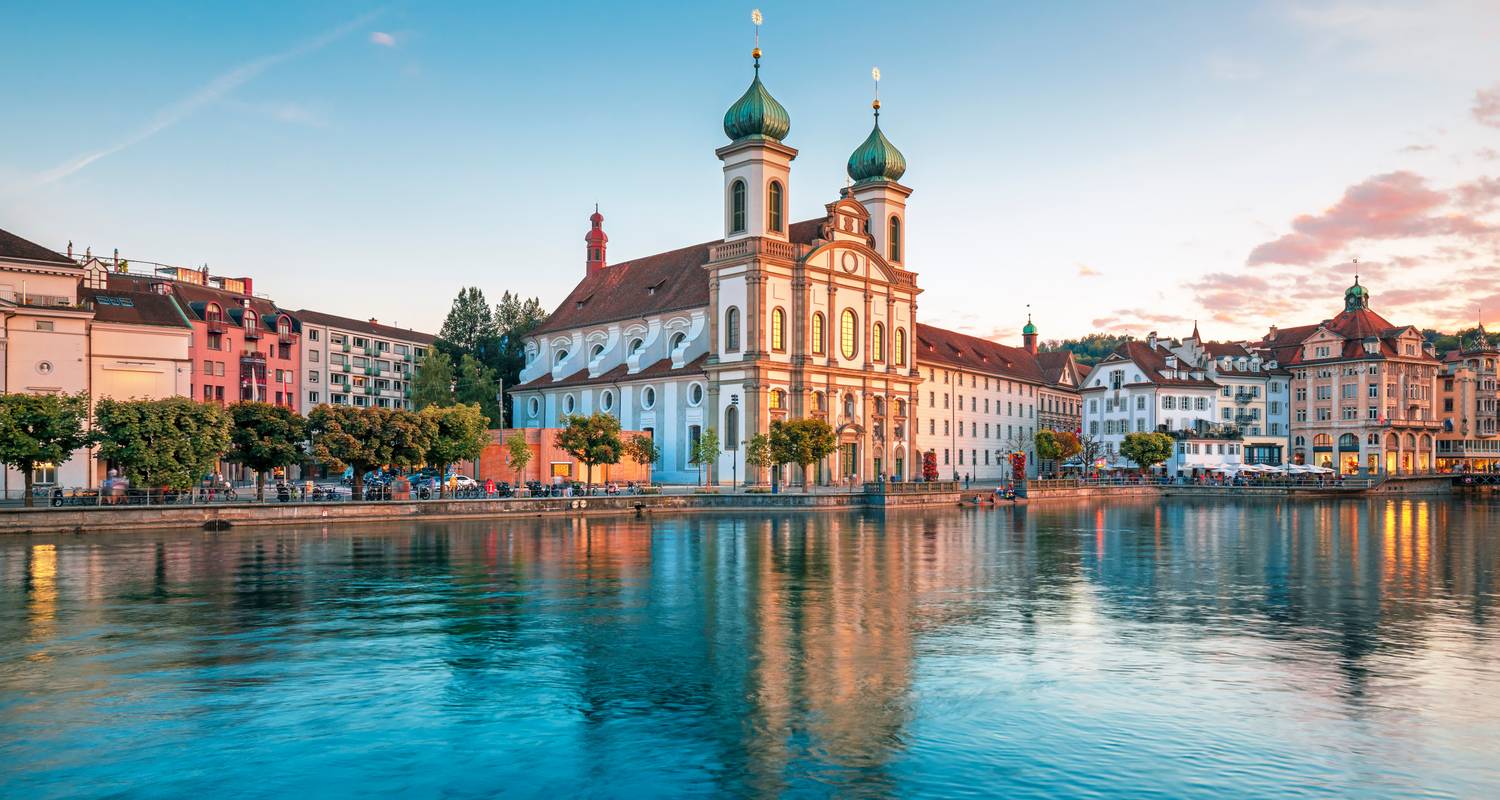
[{"left": 730, "top": 394, "right": 739, "bottom": 492}]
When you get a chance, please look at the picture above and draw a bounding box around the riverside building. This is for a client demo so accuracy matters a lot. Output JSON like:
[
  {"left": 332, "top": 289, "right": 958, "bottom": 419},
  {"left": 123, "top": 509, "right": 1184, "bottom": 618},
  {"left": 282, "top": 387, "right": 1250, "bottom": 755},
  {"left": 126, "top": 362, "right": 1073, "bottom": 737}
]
[
  {"left": 294, "top": 309, "right": 433, "bottom": 411},
  {"left": 1164, "top": 325, "right": 1290, "bottom": 466},
  {"left": 1437, "top": 324, "right": 1500, "bottom": 470},
  {"left": 1261, "top": 278, "right": 1441, "bottom": 474}
]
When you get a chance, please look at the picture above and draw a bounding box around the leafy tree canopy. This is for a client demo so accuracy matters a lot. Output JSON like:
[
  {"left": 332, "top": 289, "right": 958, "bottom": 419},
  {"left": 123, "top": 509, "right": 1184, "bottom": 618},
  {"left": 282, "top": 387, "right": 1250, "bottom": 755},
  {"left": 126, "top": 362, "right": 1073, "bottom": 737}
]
[
  {"left": 420, "top": 403, "right": 489, "bottom": 492},
  {"left": 96, "top": 397, "right": 231, "bottom": 490},
  {"left": 227, "top": 402, "right": 306, "bottom": 499},
  {"left": 1040, "top": 333, "right": 1133, "bottom": 367},
  {"left": 1120, "top": 431, "right": 1175, "bottom": 471},
  {"left": 410, "top": 350, "right": 457, "bottom": 410},
  {"left": 0, "top": 391, "right": 95, "bottom": 505},
  {"left": 455, "top": 354, "right": 501, "bottom": 428},
  {"left": 554, "top": 412, "right": 623, "bottom": 486}
]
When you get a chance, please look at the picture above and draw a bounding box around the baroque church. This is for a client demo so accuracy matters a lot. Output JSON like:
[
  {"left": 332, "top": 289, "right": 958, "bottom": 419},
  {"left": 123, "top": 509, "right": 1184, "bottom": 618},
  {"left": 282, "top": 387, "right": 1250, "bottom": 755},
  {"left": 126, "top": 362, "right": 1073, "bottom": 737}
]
[{"left": 514, "top": 45, "right": 1073, "bottom": 485}]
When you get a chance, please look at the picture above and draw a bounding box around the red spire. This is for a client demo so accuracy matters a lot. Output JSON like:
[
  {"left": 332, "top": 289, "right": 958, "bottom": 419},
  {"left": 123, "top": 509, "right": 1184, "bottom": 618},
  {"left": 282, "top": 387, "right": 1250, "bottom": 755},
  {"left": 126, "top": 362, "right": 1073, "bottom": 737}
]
[{"left": 585, "top": 205, "right": 608, "bottom": 276}]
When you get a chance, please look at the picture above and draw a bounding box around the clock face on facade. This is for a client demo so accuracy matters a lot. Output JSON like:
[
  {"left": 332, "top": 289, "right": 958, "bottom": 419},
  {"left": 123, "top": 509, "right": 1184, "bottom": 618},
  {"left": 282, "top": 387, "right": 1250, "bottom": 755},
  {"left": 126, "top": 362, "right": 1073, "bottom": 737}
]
[{"left": 841, "top": 252, "right": 859, "bottom": 273}]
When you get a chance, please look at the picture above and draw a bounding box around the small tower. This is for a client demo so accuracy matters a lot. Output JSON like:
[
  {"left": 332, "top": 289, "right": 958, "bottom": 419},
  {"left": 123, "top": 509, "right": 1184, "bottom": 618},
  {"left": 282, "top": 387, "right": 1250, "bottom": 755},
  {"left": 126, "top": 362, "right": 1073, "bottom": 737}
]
[
  {"left": 1022, "top": 307, "right": 1038, "bottom": 355},
  {"left": 718, "top": 11, "right": 795, "bottom": 241},
  {"left": 585, "top": 205, "right": 608, "bottom": 277},
  {"left": 1344, "top": 274, "right": 1370, "bottom": 312},
  {"left": 848, "top": 67, "right": 911, "bottom": 265}
]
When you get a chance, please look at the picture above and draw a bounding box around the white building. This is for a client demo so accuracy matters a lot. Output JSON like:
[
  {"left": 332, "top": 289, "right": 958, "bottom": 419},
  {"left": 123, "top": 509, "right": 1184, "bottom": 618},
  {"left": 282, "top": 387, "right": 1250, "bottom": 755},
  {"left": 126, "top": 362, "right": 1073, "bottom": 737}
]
[
  {"left": 1164, "top": 325, "right": 1290, "bottom": 465},
  {"left": 294, "top": 309, "right": 434, "bottom": 412},
  {"left": 1080, "top": 337, "right": 1231, "bottom": 472}
]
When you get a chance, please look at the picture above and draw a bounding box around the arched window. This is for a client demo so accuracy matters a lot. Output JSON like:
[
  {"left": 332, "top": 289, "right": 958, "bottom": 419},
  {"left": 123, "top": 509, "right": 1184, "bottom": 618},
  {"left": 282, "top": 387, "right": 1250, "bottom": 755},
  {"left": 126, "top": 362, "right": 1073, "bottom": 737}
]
[
  {"left": 888, "top": 215, "right": 902, "bottom": 262},
  {"left": 771, "top": 307, "right": 785, "bottom": 351},
  {"left": 205, "top": 303, "right": 222, "bottom": 322},
  {"left": 590, "top": 343, "right": 605, "bottom": 360},
  {"left": 767, "top": 181, "right": 784, "bottom": 233},
  {"left": 244, "top": 311, "right": 258, "bottom": 331},
  {"left": 843, "top": 392, "right": 856, "bottom": 417},
  {"left": 1339, "top": 433, "right": 1358, "bottom": 450},
  {"left": 840, "top": 309, "right": 858, "bottom": 360},
  {"left": 724, "top": 405, "right": 740, "bottom": 450},
  {"left": 769, "top": 389, "right": 784, "bottom": 410},
  {"left": 811, "top": 312, "right": 825, "bottom": 355},
  {"left": 670, "top": 332, "right": 686, "bottom": 352},
  {"left": 730, "top": 179, "right": 747, "bottom": 234},
  {"left": 554, "top": 349, "right": 569, "bottom": 367},
  {"left": 724, "top": 307, "right": 740, "bottom": 352},
  {"left": 872, "top": 322, "right": 886, "bottom": 362},
  {"left": 1313, "top": 434, "right": 1332, "bottom": 447},
  {"left": 629, "top": 338, "right": 644, "bottom": 355},
  {"left": 894, "top": 327, "right": 907, "bottom": 366}
]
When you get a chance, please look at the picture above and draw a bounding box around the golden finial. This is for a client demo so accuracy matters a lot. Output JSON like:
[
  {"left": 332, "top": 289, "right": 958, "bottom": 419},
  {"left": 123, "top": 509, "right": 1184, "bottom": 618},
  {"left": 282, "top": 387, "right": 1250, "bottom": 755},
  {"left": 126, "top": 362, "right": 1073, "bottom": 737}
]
[
  {"left": 751, "top": 9, "right": 762, "bottom": 64},
  {"left": 871, "top": 66, "right": 881, "bottom": 115}
]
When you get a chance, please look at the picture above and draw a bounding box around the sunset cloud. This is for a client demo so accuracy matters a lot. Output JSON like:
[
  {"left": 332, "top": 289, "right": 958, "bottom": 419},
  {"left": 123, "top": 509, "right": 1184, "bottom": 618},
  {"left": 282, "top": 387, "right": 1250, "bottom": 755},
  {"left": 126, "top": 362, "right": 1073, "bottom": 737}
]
[
  {"left": 1077, "top": 264, "right": 1102, "bottom": 278},
  {"left": 1247, "top": 171, "right": 1491, "bottom": 266},
  {"left": 1475, "top": 83, "right": 1500, "bottom": 128},
  {"left": 370, "top": 31, "right": 396, "bottom": 47}
]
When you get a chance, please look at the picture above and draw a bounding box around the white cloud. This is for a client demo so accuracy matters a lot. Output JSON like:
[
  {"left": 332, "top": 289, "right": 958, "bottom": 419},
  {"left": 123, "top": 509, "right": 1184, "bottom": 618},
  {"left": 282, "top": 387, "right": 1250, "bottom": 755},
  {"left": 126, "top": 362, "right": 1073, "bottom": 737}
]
[
  {"left": 29, "top": 8, "right": 383, "bottom": 186},
  {"left": 370, "top": 31, "right": 396, "bottom": 47},
  {"left": 220, "top": 98, "right": 329, "bottom": 128}
]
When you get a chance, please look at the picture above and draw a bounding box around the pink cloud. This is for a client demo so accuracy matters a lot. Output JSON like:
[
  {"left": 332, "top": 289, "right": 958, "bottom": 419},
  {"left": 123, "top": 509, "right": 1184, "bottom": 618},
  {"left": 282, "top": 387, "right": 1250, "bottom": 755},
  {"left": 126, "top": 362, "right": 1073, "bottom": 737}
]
[
  {"left": 1248, "top": 171, "right": 1492, "bottom": 266},
  {"left": 1077, "top": 264, "right": 1102, "bottom": 278},
  {"left": 369, "top": 31, "right": 396, "bottom": 47},
  {"left": 1475, "top": 83, "right": 1500, "bottom": 129}
]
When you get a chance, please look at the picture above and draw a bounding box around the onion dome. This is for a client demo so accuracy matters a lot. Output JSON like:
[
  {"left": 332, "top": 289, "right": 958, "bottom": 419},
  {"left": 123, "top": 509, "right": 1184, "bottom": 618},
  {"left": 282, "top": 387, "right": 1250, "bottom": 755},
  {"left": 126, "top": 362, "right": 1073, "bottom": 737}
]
[
  {"left": 1022, "top": 318, "right": 1037, "bottom": 336},
  {"left": 847, "top": 101, "right": 907, "bottom": 184},
  {"left": 1344, "top": 275, "right": 1370, "bottom": 312},
  {"left": 723, "top": 51, "right": 790, "bottom": 142}
]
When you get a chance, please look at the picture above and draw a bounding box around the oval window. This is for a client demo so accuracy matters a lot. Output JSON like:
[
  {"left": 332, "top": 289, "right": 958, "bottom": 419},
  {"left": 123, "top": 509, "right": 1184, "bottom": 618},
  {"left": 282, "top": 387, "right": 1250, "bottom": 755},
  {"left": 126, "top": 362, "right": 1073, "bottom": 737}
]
[
  {"left": 840, "top": 309, "right": 858, "bottom": 360},
  {"left": 528, "top": 397, "right": 540, "bottom": 417},
  {"left": 601, "top": 390, "right": 614, "bottom": 411},
  {"left": 688, "top": 383, "right": 704, "bottom": 406},
  {"left": 563, "top": 394, "right": 576, "bottom": 414},
  {"left": 642, "top": 386, "right": 657, "bottom": 409}
]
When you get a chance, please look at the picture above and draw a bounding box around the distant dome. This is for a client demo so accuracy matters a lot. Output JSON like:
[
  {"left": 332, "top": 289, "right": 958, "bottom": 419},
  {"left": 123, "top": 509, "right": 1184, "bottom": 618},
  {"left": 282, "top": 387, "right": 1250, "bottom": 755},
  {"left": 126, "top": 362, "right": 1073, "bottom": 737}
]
[
  {"left": 847, "top": 105, "right": 906, "bottom": 184},
  {"left": 1022, "top": 319, "right": 1038, "bottom": 336},
  {"left": 1345, "top": 276, "right": 1370, "bottom": 311},
  {"left": 723, "top": 62, "right": 790, "bottom": 142}
]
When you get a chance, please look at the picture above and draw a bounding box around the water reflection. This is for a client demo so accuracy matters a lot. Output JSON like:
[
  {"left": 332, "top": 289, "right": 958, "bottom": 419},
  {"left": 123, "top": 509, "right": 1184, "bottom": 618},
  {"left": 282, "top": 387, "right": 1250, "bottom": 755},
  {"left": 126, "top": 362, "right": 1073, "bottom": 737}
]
[{"left": 2, "top": 499, "right": 1499, "bottom": 798}]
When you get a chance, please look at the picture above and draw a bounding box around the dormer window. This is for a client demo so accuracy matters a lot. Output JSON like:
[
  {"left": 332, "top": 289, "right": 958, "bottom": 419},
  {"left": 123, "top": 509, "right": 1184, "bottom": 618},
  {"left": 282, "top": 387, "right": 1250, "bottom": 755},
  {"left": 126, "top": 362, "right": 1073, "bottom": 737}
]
[{"left": 206, "top": 303, "right": 222, "bottom": 322}]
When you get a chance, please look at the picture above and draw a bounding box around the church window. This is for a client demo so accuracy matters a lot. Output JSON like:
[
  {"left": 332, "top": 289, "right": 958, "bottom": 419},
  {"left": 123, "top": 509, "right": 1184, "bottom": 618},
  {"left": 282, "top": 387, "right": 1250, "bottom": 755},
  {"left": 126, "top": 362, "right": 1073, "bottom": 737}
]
[
  {"left": 768, "top": 181, "right": 784, "bottom": 233},
  {"left": 590, "top": 343, "right": 605, "bottom": 360},
  {"left": 724, "top": 405, "right": 740, "bottom": 450},
  {"left": 642, "top": 386, "right": 657, "bottom": 410},
  {"left": 872, "top": 322, "right": 886, "bottom": 362},
  {"left": 771, "top": 307, "right": 785, "bottom": 351},
  {"left": 888, "top": 216, "right": 902, "bottom": 262},
  {"left": 894, "top": 328, "right": 906, "bottom": 366},
  {"left": 769, "top": 389, "right": 784, "bottom": 410},
  {"left": 725, "top": 307, "right": 740, "bottom": 352},
  {"left": 730, "top": 179, "right": 746, "bottom": 234},
  {"left": 670, "top": 332, "right": 687, "bottom": 352},
  {"left": 840, "top": 309, "right": 858, "bottom": 360},
  {"left": 811, "top": 312, "right": 826, "bottom": 355},
  {"left": 629, "top": 338, "right": 644, "bottom": 355}
]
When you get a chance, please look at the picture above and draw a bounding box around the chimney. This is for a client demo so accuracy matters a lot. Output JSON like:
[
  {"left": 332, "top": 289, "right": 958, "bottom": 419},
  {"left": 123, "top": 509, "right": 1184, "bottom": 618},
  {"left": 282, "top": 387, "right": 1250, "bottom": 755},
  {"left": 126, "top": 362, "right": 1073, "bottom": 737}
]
[
  {"left": 369, "top": 318, "right": 379, "bottom": 325},
  {"left": 585, "top": 205, "right": 608, "bottom": 277},
  {"left": 241, "top": 277, "right": 253, "bottom": 296},
  {"left": 1267, "top": 324, "right": 1278, "bottom": 341},
  {"left": 1147, "top": 331, "right": 1158, "bottom": 349}
]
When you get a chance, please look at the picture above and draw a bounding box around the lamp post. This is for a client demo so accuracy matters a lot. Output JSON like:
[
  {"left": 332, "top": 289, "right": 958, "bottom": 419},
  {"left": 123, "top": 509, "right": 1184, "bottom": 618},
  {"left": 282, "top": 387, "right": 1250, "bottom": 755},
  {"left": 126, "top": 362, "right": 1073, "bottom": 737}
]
[{"left": 730, "top": 394, "right": 740, "bottom": 492}]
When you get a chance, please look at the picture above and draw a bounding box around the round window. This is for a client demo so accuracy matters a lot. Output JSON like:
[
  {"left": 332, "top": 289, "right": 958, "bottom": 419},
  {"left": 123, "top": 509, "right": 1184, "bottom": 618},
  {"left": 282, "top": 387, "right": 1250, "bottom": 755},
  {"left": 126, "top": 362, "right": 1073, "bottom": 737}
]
[
  {"left": 642, "top": 386, "right": 656, "bottom": 410},
  {"left": 563, "top": 394, "right": 576, "bottom": 414},
  {"left": 528, "top": 397, "right": 540, "bottom": 417},
  {"left": 688, "top": 383, "right": 704, "bottom": 406},
  {"left": 601, "top": 390, "right": 614, "bottom": 411}
]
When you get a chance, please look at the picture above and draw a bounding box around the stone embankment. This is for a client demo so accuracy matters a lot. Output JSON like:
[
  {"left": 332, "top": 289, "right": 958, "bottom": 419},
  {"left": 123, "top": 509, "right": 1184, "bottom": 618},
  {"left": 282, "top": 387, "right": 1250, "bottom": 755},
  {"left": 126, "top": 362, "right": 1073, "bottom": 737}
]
[{"left": 0, "top": 486, "right": 961, "bottom": 535}]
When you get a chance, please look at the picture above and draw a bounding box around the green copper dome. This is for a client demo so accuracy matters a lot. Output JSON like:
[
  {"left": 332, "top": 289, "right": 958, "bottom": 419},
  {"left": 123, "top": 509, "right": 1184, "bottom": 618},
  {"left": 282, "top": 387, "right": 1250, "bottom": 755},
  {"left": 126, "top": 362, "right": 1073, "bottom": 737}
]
[
  {"left": 723, "top": 62, "right": 790, "bottom": 142},
  {"left": 847, "top": 107, "right": 906, "bottom": 184},
  {"left": 1022, "top": 319, "right": 1038, "bottom": 336},
  {"left": 1344, "top": 276, "right": 1370, "bottom": 311}
]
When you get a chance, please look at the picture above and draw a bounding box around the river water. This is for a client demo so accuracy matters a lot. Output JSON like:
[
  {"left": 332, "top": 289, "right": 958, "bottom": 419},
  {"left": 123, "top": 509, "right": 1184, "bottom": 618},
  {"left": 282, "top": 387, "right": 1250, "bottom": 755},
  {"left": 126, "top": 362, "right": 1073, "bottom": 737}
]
[{"left": 2, "top": 499, "right": 1498, "bottom": 798}]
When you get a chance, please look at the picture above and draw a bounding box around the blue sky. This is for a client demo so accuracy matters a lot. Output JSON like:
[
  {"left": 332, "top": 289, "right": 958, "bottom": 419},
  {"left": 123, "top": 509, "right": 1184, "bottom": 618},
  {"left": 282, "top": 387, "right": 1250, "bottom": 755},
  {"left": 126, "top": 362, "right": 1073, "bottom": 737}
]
[{"left": 3, "top": 1, "right": 1498, "bottom": 342}]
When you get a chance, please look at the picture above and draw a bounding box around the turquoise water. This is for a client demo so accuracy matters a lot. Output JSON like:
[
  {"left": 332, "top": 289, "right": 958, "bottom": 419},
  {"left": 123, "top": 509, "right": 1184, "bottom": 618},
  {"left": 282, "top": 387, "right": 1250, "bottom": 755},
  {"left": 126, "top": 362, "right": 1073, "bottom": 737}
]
[{"left": 2, "top": 499, "right": 1499, "bottom": 798}]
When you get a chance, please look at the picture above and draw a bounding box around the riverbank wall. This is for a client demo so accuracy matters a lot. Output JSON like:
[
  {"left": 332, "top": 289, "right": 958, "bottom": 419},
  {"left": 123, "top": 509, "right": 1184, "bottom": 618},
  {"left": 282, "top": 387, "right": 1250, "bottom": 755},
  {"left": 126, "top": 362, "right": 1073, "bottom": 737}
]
[{"left": 0, "top": 489, "right": 962, "bottom": 535}]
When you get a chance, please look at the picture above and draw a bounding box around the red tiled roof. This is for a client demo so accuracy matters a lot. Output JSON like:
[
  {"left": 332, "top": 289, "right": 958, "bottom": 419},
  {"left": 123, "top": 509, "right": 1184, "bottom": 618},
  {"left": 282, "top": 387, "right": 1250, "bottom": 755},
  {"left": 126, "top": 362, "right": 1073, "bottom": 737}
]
[
  {"left": 514, "top": 352, "right": 710, "bottom": 391},
  {"left": 1035, "top": 349, "right": 1078, "bottom": 387},
  {"left": 293, "top": 308, "right": 436, "bottom": 345},
  {"left": 914, "top": 323, "right": 1046, "bottom": 384},
  {"left": 1098, "top": 340, "right": 1220, "bottom": 388},
  {"left": 0, "top": 228, "right": 73, "bottom": 266},
  {"left": 533, "top": 220, "right": 826, "bottom": 336}
]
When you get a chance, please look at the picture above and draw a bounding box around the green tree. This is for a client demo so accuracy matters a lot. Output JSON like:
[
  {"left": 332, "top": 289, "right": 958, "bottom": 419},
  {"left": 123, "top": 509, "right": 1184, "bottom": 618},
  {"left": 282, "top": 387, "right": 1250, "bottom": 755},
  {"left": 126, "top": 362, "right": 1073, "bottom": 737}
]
[
  {"left": 227, "top": 402, "right": 306, "bottom": 500},
  {"left": 623, "top": 434, "right": 659, "bottom": 478},
  {"left": 95, "top": 397, "right": 231, "bottom": 491},
  {"left": 1041, "top": 333, "right": 1133, "bottom": 368},
  {"left": 1035, "top": 429, "right": 1061, "bottom": 462},
  {"left": 504, "top": 432, "right": 532, "bottom": 486},
  {"left": 420, "top": 403, "right": 488, "bottom": 498},
  {"left": 438, "top": 287, "right": 499, "bottom": 357},
  {"left": 410, "top": 350, "right": 456, "bottom": 410},
  {"left": 454, "top": 354, "right": 502, "bottom": 428},
  {"left": 308, "top": 405, "right": 433, "bottom": 500},
  {"left": 493, "top": 291, "right": 547, "bottom": 426},
  {"left": 688, "top": 428, "right": 720, "bottom": 486},
  {"left": 741, "top": 432, "right": 772, "bottom": 487},
  {"left": 0, "top": 392, "right": 95, "bottom": 506},
  {"left": 555, "top": 412, "right": 623, "bottom": 487},
  {"left": 769, "top": 418, "right": 837, "bottom": 493},
  {"left": 1121, "top": 431, "right": 1175, "bottom": 473}
]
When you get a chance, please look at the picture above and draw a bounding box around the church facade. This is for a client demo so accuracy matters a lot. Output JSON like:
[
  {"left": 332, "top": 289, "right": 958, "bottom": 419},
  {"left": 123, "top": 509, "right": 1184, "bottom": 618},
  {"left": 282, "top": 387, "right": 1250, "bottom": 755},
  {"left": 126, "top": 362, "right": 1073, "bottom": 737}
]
[{"left": 513, "top": 50, "right": 1072, "bottom": 485}]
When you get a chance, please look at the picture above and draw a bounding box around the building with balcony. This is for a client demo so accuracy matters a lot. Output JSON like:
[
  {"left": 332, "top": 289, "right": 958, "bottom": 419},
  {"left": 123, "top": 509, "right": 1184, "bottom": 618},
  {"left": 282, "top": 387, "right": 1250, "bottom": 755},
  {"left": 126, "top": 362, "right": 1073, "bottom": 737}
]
[
  {"left": 1437, "top": 324, "right": 1500, "bottom": 470},
  {"left": 293, "top": 309, "right": 434, "bottom": 411},
  {"left": 1261, "top": 278, "right": 1440, "bottom": 474},
  {"left": 1163, "top": 324, "right": 1290, "bottom": 465},
  {"left": 1036, "top": 349, "right": 1084, "bottom": 435},
  {"left": 1080, "top": 335, "right": 1232, "bottom": 471}
]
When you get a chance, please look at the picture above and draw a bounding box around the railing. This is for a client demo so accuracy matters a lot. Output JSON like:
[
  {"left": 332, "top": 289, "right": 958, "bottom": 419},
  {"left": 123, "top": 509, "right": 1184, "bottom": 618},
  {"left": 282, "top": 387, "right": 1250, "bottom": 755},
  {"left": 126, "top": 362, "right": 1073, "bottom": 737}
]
[
  {"left": 206, "top": 319, "right": 226, "bottom": 333},
  {"left": 863, "top": 480, "right": 959, "bottom": 494},
  {"left": 707, "top": 236, "right": 806, "bottom": 264},
  {"left": 244, "top": 327, "right": 262, "bottom": 340}
]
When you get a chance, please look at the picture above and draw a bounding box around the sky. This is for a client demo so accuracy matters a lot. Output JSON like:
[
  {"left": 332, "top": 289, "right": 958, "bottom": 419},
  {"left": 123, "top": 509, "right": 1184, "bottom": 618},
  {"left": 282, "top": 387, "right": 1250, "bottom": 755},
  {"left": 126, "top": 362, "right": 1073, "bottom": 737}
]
[{"left": 3, "top": 1, "right": 1499, "bottom": 346}]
